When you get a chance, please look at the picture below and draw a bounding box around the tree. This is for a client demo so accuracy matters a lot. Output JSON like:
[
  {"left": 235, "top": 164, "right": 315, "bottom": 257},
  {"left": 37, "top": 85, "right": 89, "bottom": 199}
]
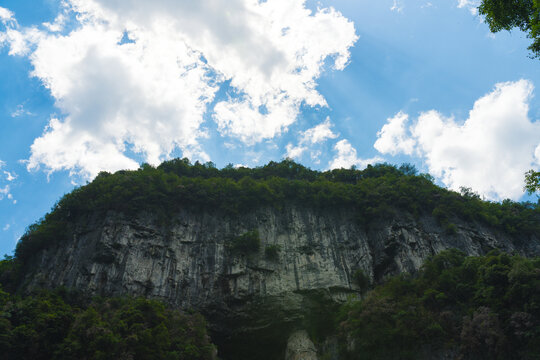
[
  {"left": 524, "top": 169, "right": 540, "bottom": 195},
  {"left": 478, "top": 0, "right": 540, "bottom": 58}
]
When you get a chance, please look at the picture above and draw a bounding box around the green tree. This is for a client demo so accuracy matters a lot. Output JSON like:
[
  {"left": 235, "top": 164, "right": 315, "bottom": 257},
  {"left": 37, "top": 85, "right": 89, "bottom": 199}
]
[
  {"left": 478, "top": 0, "right": 540, "bottom": 58},
  {"left": 524, "top": 170, "right": 540, "bottom": 195}
]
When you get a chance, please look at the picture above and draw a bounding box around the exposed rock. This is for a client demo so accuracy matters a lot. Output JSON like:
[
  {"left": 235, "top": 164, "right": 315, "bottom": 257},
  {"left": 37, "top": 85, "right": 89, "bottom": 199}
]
[{"left": 285, "top": 330, "right": 318, "bottom": 360}]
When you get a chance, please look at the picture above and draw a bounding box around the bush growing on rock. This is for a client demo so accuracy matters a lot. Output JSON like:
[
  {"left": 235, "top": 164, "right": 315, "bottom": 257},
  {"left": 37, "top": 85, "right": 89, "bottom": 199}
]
[
  {"left": 228, "top": 230, "right": 261, "bottom": 254},
  {"left": 265, "top": 244, "right": 281, "bottom": 261}
]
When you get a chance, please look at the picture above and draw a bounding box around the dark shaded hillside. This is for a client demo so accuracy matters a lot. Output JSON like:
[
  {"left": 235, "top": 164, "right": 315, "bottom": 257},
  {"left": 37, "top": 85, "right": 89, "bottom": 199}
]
[
  {"left": 14, "top": 159, "right": 540, "bottom": 266},
  {"left": 338, "top": 249, "right": 540, "bottom": 360},
  {"left": 0, "top": 286, "right": 216, "bottom": 360}
]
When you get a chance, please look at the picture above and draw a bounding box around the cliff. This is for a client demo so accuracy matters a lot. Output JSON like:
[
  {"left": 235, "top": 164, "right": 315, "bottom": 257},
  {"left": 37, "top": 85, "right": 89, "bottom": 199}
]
[{"left": 21, "top": 205, "right": 540, "bottom": 359}]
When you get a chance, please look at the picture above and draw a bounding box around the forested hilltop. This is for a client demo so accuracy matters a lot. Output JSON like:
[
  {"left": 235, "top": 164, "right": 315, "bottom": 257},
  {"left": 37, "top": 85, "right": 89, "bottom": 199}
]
[{"left": 15, "top": 158, "right": 539, "bottom": 265}]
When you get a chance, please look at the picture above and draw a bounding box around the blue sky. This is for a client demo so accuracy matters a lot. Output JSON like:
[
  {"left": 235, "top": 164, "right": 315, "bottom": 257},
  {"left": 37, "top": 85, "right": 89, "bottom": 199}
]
[{"left": 0, "top": 0, "right": 539, "bottom": 256}]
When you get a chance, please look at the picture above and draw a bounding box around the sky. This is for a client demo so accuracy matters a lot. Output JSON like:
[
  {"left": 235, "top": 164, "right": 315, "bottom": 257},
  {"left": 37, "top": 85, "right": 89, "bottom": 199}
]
[{"left": 0, "top": 0, "right": 539, "bottom": 256}]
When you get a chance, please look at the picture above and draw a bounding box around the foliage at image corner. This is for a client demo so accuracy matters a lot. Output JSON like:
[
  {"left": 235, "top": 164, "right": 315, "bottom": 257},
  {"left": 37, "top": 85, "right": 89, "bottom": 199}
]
[
  {"left": 479, "top": 0, "right": 540, "bottom": 58},
  {"left": 12, "top": 158, "right": 539, "bottom": 267}
]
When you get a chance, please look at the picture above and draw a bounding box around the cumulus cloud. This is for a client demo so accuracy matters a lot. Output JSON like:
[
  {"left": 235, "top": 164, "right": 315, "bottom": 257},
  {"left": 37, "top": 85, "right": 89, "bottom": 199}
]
[
  {"left": 285, "top": 143, "right": 307, "bottom": 159},
  {"left": 374, "top": 111, "right": 415, "bottom": 155},
  {"left": 284, "top": 117, "right": 338, "bottom": 160},
  {"left": 1, "top": 0, "right": 357, "bottom": 178},
  {"left": 329, "top": 139, "right": 382, "bottom": 169},
  {"left": 374, "top": 80, "right": 540, "bottom": 200},
  {"left": 301, "top": 117, "right": 339, "bottom": 144},
  {"left": 42, "top": 13, "right": 67, "bottom": 33}
]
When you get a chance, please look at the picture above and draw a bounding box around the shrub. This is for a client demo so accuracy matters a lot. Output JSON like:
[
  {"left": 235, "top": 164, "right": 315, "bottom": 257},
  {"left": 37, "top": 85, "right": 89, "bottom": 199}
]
[
  {"left": 352, "top": 269, "right": 371, "bottom": 293},
  {"left": 264, "top": 244, "right": 281, "bottom": 261},
  {"left": 229, "top": 230, "right": 261, "bottom": 254}
]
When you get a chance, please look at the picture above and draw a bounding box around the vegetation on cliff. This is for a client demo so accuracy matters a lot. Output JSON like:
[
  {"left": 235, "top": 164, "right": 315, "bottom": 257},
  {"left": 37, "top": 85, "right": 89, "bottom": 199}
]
[
  {"left": 14, "top": 159, "right": 539, "bottom": 265},
  {"left": 337, "top": 249, "right": 540, "bottom": 360},
  {"left": 0, "top": 285, "right": 215, "bottom": 360}
]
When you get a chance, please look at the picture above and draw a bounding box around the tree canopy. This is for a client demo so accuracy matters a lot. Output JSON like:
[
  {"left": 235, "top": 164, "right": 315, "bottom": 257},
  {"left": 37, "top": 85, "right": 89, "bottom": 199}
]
[
  {"left": 0, "top": 286, "right": 216, "bottom": 360},
  {"left": 479, "top": 0, "right": 540, "bottom": 58},
  {"left": 525, "top": 170, "right": 540, "bottom": 195}
]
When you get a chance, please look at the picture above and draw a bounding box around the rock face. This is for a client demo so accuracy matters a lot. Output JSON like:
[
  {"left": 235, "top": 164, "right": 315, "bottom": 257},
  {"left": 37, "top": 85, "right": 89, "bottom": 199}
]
[
  {"left": 22, "top": 206, "right": 540, "bottom": 359},
  {"left": 285, "top": 330, "right": 318, "bottom": 360}
]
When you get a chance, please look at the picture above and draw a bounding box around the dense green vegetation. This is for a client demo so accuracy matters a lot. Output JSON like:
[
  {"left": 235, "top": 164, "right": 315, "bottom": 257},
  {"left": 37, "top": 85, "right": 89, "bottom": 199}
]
[
  {"left": 337, "top": 249, "right": 540, "bottom": 360},
  {"left": 525, "top": 169, "right": 540, "bottom": 195},
  {"left": 14, "top": 159, "right": 539, "bottom": 266},
  {"left": 0, "top": 285, "right": 215, "bottom": 360}
]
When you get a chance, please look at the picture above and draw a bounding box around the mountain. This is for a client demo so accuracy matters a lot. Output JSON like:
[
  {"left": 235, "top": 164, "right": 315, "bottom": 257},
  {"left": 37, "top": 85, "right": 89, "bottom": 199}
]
[{"left": 5, "top": 159, "right": 540, "bottom": 359}]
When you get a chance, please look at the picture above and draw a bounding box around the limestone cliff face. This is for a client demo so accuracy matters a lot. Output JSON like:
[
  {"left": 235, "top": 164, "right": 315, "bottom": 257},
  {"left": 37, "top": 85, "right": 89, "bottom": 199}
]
[{"left": 23, "top": 205, "right": 540, "bottom": 359}]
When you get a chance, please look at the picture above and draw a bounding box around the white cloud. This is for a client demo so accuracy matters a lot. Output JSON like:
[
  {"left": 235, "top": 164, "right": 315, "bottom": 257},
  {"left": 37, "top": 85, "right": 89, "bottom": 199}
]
[
  {"left": 284, "top": 117, "right": 338, "bottom": 160},
  {"left": 42, "top": 13, "right": 67, "bottom": 32},
  {"left": 329, "top": 139, "right": 382, "bottom": 169},
  {"left": 0, "top": 7, "right": 14, "bottom": 23},
  {"left": 3, "top": 224, "right": 9, "bottom": 231},
  {"left": 0, "top": 1, "right": 357, "bottom": 179},
  {"left": 4, "top": 171, "right": 16, "bottom": 181},
  {"left": 374, "top": 80, "right": 540, "bottom": 200},
  {"left": 374, "top": 111, "right": 415, "bottom": 155},
  {"left": 301, "top": 117, "right": 339, "bottom": 144},
  {"left": 390, "top": 0, "right": 404, "bottom": 13},
  {"left": 285, "top": 143, "right": 308, "bottom": 159},
  {"left": 457, "top": 0, "right": 480, "bottom": 15},
  {"left": 0, "top": 13, "right": 44, "bottom": 56},
  {"left": 0, "top": 161, "right": 16, "bottom": 202}
]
